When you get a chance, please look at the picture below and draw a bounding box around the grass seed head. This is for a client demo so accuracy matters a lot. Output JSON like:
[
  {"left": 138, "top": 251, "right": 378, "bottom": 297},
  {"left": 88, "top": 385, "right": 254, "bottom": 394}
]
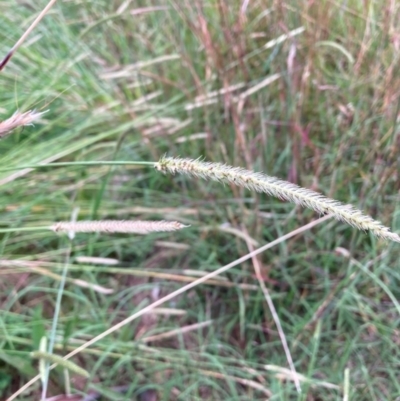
[
  {"left": 155, "top": 156, "right": 400, "bottom": 243},
  {"left": 0, "top": 110, "right": 45, "bottom": 138},
  {"left": 51, "top": 220, "right": 189, "bottom": 234}
]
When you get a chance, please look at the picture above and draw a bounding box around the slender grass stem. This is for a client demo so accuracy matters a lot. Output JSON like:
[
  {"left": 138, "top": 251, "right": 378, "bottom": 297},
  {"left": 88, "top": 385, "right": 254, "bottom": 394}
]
[
  {"left": 41, "top": 240, "right": 72, "bottom": 401},
  {"left": 0, "top": 0, "right": 58, "bottom": 71},
  {"left": 0, "top": 227, "right": 47, "bottom": 234},
  {"left": 0, "top": 161, "right": 155, "bottom": 172}
]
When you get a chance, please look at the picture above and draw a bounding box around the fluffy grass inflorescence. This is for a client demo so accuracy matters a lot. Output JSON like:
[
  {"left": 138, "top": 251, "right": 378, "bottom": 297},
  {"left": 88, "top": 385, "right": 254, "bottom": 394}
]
[
  {"left": 0, "top": 110, "right": 45, "bottom": 138},
  {"left": 155, "top": 156, "right": 400, "bottom": 243},
  {"left": 51, "top": 220, "right": 188, "bottom": 234}
]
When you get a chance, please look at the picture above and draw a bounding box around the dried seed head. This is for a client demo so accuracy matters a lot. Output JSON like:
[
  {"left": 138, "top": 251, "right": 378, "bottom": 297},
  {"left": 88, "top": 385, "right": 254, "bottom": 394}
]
[
  {"left": 155, "top": 156, "right": 400, "bottom": 243},
  {"left": 51, "top": 220, "right": 189, "bottom": 234},
  {"left": 0, "top": 110, "right": 45, "bottom": 138}
]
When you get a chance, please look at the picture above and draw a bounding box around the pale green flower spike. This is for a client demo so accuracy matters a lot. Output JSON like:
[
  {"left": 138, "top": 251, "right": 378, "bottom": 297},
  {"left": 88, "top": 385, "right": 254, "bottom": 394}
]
[
  {"left": 51, "top": 220, "right": 188, "bottom": 234},
  {"left": 155, "top": 156, "right": 400, "bottom": 243}
]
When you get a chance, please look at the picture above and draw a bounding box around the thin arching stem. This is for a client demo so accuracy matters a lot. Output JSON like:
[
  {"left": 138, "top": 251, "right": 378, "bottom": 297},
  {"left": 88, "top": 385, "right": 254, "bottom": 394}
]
[{"left": 0, "top": 0, "right": 58, "bottom": 71}]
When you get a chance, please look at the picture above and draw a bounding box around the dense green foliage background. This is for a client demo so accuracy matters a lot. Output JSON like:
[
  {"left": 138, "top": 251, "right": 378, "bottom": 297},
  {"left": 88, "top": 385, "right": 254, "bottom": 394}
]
[{"left": 0, "top": 1, "right": 399, "bottom": 399}]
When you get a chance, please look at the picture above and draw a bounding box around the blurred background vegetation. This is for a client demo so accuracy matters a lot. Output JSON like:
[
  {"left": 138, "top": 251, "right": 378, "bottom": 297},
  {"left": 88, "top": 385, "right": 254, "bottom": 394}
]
[{"left": 0, "top": 0, "right": 399, "bottom": 400}]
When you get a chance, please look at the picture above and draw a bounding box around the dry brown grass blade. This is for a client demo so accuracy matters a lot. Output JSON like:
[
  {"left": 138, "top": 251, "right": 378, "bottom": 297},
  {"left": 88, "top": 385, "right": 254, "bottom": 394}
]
[
  {"left": 30, "top": 265, "right": 114, "bottom": 294},
  {"left": 264, "top": 364, "right": 340, "bottom": 390},
  {"left": 0, "top": 259, "right": 258, "bottom": 290},
  {"left": 0, "top": 0, "right": 58, "bottom": 71},
  {"left": 140, "top": 320, "right": 213, "bottom": 343}
]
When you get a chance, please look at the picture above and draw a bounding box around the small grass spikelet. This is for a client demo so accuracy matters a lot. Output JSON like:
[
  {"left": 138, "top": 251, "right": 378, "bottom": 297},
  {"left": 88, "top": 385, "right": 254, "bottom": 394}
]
[
  {"left": 51, "top": 220, "right": 188, "bottom": 234},
  {"left": 155, "top": 156, "right": 400, "bottom": 243},
  {"left": 0, "top": 110, "right": 45, "bottom": 138}
]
